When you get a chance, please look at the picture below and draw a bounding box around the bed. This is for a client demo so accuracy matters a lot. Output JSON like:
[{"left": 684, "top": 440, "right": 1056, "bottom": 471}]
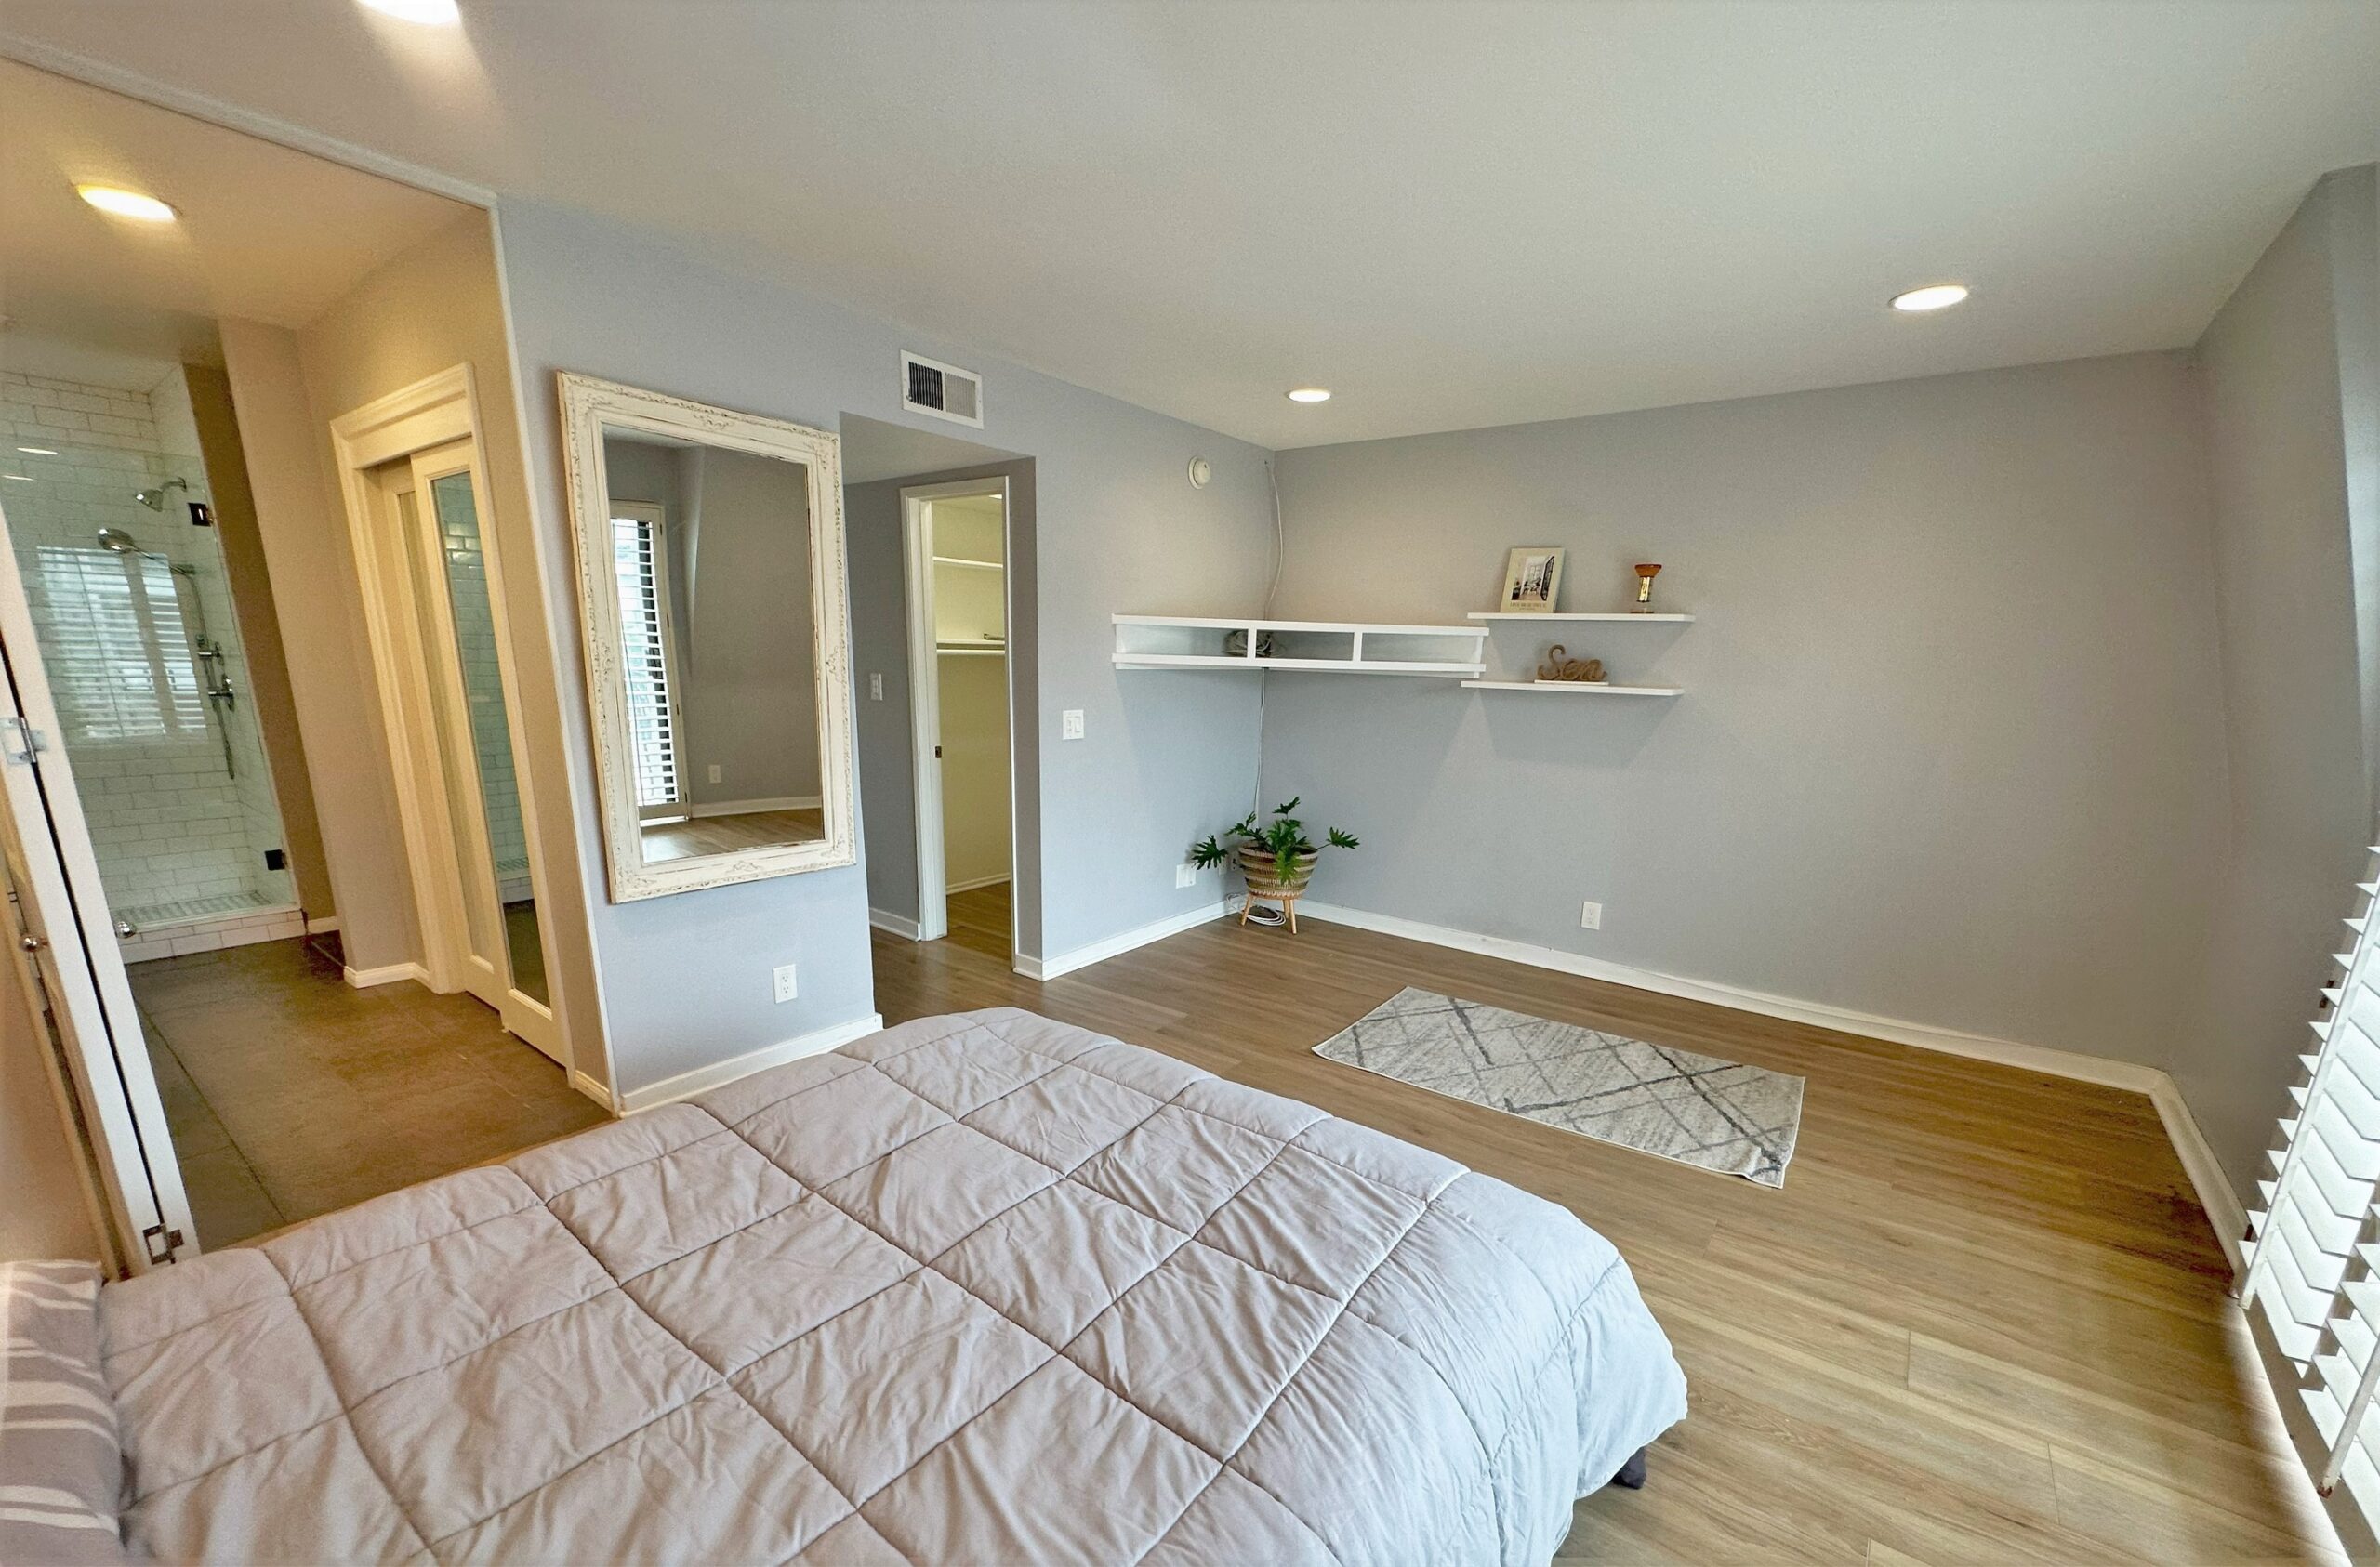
[{"left": 83, "top": 1007, "right": 1687, "bottom": 1563}]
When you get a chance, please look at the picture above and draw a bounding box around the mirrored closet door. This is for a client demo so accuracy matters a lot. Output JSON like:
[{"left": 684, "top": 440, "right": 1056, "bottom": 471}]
[{"left": 367, "top": 441, "right": 554, "bottom": 1055}]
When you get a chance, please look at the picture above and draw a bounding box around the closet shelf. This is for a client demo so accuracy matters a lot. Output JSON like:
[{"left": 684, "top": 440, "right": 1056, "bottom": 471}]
[{"left": 1461, "top": 679, "right": 1683, "bottom": 698}]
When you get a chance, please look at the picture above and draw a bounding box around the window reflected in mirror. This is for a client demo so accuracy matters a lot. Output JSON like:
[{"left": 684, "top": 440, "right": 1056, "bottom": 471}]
[{"left": 598, "top": 428, "right": 825, "bottom": 866}]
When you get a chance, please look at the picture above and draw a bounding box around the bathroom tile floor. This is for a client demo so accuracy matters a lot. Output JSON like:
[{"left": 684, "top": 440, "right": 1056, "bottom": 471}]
[{"left": 132, "top": 937, "right": 607, "bottom": 1249}]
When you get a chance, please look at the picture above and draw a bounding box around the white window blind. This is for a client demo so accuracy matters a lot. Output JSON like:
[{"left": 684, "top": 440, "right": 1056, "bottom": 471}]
[
  {"left": 610, "top": 512, "right": 680, "bottom": 810},
  {"left": 25, "top": 546, "right": 205, "bottom": 744},
  {"left": 2242, "top": 847, "right": 2380, "bottom": 1532}
]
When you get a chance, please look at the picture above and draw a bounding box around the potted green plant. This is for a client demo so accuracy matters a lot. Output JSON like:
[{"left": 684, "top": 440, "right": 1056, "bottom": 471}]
[{"left": 1189, "top": 797, "right": 1359, "bottom": 902}]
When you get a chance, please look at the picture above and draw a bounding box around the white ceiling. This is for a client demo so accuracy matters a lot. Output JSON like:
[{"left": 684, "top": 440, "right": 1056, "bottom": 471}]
[
  {"left": 3, "top": 3, "right": 2374, "bottom": 449},
  {"left": 0, "top": 58, "right": 469, "bottom": 375}
]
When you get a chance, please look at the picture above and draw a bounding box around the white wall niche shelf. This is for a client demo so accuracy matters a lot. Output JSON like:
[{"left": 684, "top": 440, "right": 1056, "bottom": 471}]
[
  {"left": 1113, "top": 615, "right": 1486, "bottom": 678},
  {"left": 1469, "top": 612, "right": 1695, "bottom": 624},
  {"left": 1461, "top": 678, "right": 1683, "bottom": 698}
]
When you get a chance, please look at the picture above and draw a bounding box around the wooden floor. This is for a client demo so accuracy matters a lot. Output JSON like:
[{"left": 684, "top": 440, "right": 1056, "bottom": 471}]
[
  {"left": 133, "top": 939, "right": 607, "bottom": 1249},
  {"left": 874, "top": 914, "right": 2342, "bottom": 1565},
  {"left": 944, "top": 880, "right": 1013, "bottom": 960},
  {"left": 641, "top": 807, "right": 823, "bottom": 862}
]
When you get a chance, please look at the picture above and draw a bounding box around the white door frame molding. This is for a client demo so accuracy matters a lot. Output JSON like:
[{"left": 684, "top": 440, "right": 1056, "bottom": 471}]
[
  {"left": 328, "top": 364, "right": 565, "bottom": 1065},
  {"left": 899, "top": 478, "right": 1015, "bottom": 952}
]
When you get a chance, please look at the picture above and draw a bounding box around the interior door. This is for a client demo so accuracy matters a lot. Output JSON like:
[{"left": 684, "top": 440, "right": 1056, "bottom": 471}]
[
  {"left": 386, "top": 444, "right": 557, "bottom": 1057},
  {"left": 0, "top": 536, "right": 194, "bottom": 1271}
]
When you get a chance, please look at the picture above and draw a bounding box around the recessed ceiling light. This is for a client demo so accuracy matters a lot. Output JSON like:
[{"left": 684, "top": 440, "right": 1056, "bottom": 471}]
[
  {"left": 1286, "top": 388, "right": 1331, "bottom": 403},
  {"left": 358, "top": 0, "right": 461, "bottom": 21},
  {"left": 15, "top": 447, "right": 58, "bottom": 456},
  {"left": 1890, "top": 283, "right": 1970, "bottom": 313},
  {"left": 76, "top": 185, "right": 177, "bottom": 222}
]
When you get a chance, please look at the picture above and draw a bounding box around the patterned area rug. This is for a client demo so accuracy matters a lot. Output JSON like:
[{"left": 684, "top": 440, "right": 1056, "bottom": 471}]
[{"left": 1314, "top": 987, "right": 1805, "bottom": 1186}]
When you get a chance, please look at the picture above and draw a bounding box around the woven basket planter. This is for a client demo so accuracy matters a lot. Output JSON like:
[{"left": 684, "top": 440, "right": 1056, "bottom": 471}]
[{"left": 1236, "top": 842, "right": 1319, "bottom": 898}]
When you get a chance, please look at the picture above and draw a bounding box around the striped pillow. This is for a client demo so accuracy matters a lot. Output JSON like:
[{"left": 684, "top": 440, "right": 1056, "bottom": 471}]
[{"left": 0, "top": 1260, "right": 126, "bottom": 1565}]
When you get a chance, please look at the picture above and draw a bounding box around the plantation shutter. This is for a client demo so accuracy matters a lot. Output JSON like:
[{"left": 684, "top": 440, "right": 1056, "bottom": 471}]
[
  {"left": 25, "top": 546, "right": 205, "bottom": 744},
  {"left": 2242, "top": 845, "right": 2380, "bottom": 1536},
  {"left": 610, "top": 512, "right": 680, "bottom": 810}
]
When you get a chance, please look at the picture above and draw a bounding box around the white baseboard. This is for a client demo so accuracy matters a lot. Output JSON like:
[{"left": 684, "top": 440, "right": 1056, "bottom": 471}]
[
  {"left": 946, "top": 873, "right": 1012, "bottom": 895},
  {"left": 571, "top": 1068, "right": 618, "bottom": 1113},
  {"left": 1016, "top": 900, "right": 1228, "bottom": 981},
  {"left": 687, "top": 795, "right": 820, "bottom": 819},
  {"left": 869, "top": 907, "right": 922, "bottom": 941},
  {"left": 304, "top": 915, "right": 341, "bottom": 935},
  {"left": 619, "top": 1011, "right": 884, "bottom": 1114},
  {"left": 2151, "top": 1075, "right": 2248, "bottom": 1271},
  {"left": 1297, "top": 900, "right": 2246, "bottom": 1265},
  {"left": 342, "top": 960, "right": 427, "bottom": 989}
]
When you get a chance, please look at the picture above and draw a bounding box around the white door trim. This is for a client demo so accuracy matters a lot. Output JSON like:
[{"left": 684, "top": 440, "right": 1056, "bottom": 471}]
[
  {"left": 329, "top": 366, "right": 563, "bottom": 1063},
  {"left": 899, "top": 478, "right": 1013, "bottom": 951}
]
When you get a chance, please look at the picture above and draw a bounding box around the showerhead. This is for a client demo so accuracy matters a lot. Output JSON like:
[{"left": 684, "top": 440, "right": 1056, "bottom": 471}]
[
  {"left": 132, "top": 477, "right": 188, "bottom": 511},
  {"left": 97, "top": 528, "right": 141, "bottom": 553}
]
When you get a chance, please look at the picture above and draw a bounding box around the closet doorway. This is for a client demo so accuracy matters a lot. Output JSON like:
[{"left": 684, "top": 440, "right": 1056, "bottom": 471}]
[
  {"left": 902, "top": 479, "right": 1013, "bottom": 955},
  {"left": 334, "top": 372, "right": 555, "bottom": 1057}
]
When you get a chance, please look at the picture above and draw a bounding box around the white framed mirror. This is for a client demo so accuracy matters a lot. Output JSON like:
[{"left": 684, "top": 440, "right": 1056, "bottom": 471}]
[{"left": 557, "top": 372, "right": 856, "bottom": 901}]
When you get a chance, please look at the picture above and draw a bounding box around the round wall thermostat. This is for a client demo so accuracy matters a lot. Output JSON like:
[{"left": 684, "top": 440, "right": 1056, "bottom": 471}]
[{"left": 1187, "top": 456, "right": 1211, "bottom": 489}]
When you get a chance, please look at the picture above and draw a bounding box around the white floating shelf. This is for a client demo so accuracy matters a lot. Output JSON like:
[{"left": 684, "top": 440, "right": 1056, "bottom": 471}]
[
  {"left": 1461, "top": 679, "right": 1683, "bottom": 697},
  {"left": 1469, "top": 612, "right": 1695, "bottom": 624},
  {"left": 1113, "top": 615, "right": 1486, "bottom": 678}
]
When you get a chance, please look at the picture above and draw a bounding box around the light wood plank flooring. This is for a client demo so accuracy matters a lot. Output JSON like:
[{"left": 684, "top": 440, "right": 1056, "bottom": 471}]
[
  {"left": 641, "top": 807, "right": 824, "bottom": 863},
  {"left": 873, "top": 913, "right": 2341, "bottom": 1565}
]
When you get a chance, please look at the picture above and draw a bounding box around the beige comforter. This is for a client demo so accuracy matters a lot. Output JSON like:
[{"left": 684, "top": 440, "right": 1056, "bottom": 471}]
[{"left": 99, "top": 1007, "right": 1686, "bottom": 1564}]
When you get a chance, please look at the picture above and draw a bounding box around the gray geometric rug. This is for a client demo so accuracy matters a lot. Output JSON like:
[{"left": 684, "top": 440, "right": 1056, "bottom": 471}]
[{"left": 1313, "top": 987, "right": 1805, "bottom": 1186}]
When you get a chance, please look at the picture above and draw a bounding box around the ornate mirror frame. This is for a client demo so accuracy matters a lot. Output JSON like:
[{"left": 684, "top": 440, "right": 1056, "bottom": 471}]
[{"left": 557, "top": 371, "right": 857, "bottom": 902}]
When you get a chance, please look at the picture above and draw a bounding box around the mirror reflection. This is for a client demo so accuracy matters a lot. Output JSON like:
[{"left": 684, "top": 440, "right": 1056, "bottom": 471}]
[{"left": 599, "top": 427, "right": 823, "bottom": 865}]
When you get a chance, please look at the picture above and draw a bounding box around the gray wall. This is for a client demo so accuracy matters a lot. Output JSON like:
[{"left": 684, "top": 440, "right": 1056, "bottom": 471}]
[
  {"left": 1263, "top": 351, "right": 2232, "bottom": 1071},
  {"left": 2177, "top": 165, "right": 2380, "bottom": 1199},
  {"left": 678, "top": 447, "right": 818, "bottom": 808},
  {"left": 496, "top": 200, "right": 1271, "bottom": 1096}
]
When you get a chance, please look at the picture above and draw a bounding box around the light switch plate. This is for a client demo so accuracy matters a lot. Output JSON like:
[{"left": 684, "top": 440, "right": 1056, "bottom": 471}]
[
  {"left": 707, "top": 763, "right": 722, "bottom": 784},
  {"left": 1175, "top": 863, "right": 1198, "bottom": 889},
  {"left": 773, "top": 963, "right": 798, "bottom": 1003},
  {"left": 1062, "top": 709, "right": 1085, "bottom": 740},
  {"left": 869, "top": 673, "right": 884, "bottom": 701}
]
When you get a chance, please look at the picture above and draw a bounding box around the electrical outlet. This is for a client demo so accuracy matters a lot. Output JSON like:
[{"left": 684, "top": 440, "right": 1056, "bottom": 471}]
[
  {"left": 772, "top": 963, "right": 798, "bottom": 1003},
  {"left": 1175, "top": 863, "right": 1198, "bottom": 889},
  {"left": 1580, "top": 901, "right": 1602, "bottom": 930},
  {"left": 869, "top": 672, "right": 884, "bottom": 701},
  {"left": 1062, "top": 709, "right": 1085, "bottom": 740},
  {"left": 707, "top": 763, "right": 723, "bottom": 784}
]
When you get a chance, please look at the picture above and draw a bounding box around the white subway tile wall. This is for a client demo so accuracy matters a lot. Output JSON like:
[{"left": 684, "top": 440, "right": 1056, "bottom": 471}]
[{"left": 1, "top": 371, "right": 297, "bottom": 947}]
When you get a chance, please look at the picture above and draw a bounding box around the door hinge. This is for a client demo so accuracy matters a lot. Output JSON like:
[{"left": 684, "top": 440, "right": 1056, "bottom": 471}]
[
  {"left": 1, "top": 716, "right": 46, "bottom": 765},
  {"left": 934, "top": 744, "right": 944, "bottom": 759},
  {"left": 140, "top": 1224, "right": 185, "bottom": 1264}
]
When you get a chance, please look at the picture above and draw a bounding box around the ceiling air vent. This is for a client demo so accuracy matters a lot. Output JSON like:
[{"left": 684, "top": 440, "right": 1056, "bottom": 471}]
[{"left": 900, "top": 350, "right": 984, "bottom": 428}]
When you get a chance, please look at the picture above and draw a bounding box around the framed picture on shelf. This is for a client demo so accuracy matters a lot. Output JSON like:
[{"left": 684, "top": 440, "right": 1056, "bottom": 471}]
[{"left": 1499, "top": 546, "right": 1565, "bottom": 612}]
